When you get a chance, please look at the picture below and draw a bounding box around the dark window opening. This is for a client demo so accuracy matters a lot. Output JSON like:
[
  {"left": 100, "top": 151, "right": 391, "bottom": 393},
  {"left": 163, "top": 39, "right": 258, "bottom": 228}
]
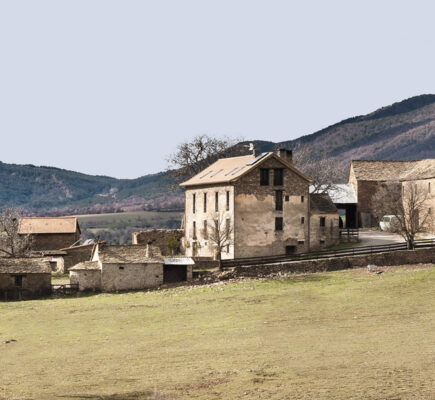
[
  {"left": 301, "top": 195, "right": 304, "bottom": 203},
  {"left": 320, "top": 240, "right": 325, "bottom": 245},
  {"left": 320, "top": 217, "right": 326, "bottom": 227},
  {"left": 193, "top": 221, "right": 197, "bottom": 239},
  {"left": 285, "top": 195, "right": 289, "bottom": 202},
  {"left": 275, "top": 190, "right": 283, "bottom": 211},
  {"left": 301, "top": 216, "right": 305, "bottom": 224},
  {"left": 203, "top": 193, "right": 207, "bottom": 212},
  {"left": 203, "top": 220, "right": 208, "bottom": 239},
  {"left": 226, "top": 244, "right": 230, "bottom": 253},
  {"left": 275, "top": 217, "right": 283, "bottom": 231},
  {"left": 215, "top": 192, "right": 219, "bottom": 211},
  {"left": 192, "top": 193, "right": 196, "bottom": 214},
  {"left": 285, "top": 245, "right": 296, "bottom": 255},
  {"left": 274, "top": 168, "right": 284, "bottom": 186},
  {"left": 260, "top": 169, "right": 270, "bottom": 186},
  {"left": 226, "top": 191, "right": 230, "bottom": 211},
  {"left": 298, "top": 240, "right": 305, "bottom": 245},
  {"left": 119, "top": 266, "right": 124, "bottom": 270},
  {"left": 14, "top": 275, "right": 23, "bottom": 287}
]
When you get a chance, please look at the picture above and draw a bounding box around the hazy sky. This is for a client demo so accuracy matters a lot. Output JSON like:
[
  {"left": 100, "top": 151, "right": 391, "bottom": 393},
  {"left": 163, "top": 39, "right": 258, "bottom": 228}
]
[{"left": 1, "top": 1, "right": 434, "bottom": 178}]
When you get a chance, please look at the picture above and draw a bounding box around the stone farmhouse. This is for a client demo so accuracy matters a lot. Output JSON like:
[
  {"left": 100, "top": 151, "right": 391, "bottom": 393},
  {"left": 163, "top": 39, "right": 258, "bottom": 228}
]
[
  {"left": 0, "top": 258, "right": 51, "bottom": 300},
  {"left": 69, "top": 243, "right": 193, "bottom": 292},
  {"left": 348, "top": 159, "right": 435, "bottom": 229},
  {"left": 180, "top": 149, "right": 340, "bottom": 259},
  {"left": 18, "top": 217, "right": 81, "bottom": 251}
]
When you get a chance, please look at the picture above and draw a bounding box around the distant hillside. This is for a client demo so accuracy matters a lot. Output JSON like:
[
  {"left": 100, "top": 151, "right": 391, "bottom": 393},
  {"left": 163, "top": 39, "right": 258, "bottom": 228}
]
[{"left": 0, "top": 94, "right": 434, "bottom": 214}]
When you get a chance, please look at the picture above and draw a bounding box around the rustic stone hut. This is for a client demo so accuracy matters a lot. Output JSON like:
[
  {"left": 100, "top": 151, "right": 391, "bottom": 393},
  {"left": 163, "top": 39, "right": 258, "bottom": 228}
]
[
  {"left": 0, "top": 258, "right": 51, "bottom": 300},
  {"left": 70, "top": 243, "right": 193, "bottom": 292},
  {"left": 309, "top": 194, "right": 340, "bottom": 249},
  {"left": 18, "top": 217, "right": 81, "bottom": 251}
]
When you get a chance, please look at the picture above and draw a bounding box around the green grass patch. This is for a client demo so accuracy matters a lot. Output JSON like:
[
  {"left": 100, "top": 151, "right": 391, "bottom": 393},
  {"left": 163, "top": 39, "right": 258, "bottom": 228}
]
[{"left": 1, "top": 266, "right": 434, "bottom": 399}]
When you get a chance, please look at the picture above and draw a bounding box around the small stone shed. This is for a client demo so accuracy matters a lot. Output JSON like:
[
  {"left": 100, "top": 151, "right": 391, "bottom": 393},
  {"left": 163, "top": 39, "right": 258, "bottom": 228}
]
[
  {"left": 163, "top": 257, "right": 194, "bottom": 283},
  {"left": 309, "top": 193, "right": 340, "bottom": 249},
  {"left": 0, "top": 258, "right": 51, "bottom": 300}
]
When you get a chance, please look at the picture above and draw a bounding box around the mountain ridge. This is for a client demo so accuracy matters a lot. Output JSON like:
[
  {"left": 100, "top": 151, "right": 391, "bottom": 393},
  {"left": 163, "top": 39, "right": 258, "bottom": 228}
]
[{"left": 1, "top": 94, "right": 434, "bottom": 214}]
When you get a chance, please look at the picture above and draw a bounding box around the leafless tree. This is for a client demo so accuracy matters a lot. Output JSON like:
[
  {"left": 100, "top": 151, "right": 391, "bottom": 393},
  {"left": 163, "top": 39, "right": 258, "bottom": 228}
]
[
  {"left": 372, "top": 182, "right": 432, "bottom": 249},
  {"left": 0, "top": 207, "right": 33, "bottom": 257},
  {"left": 166, "top": 134, "right": 242, "bottom": 183},
  {"left": 292, "top": 144, "right": 347, "bottom": 193},
  {"left": 203, "top": 214, "right": 233, "bottom": 271}
]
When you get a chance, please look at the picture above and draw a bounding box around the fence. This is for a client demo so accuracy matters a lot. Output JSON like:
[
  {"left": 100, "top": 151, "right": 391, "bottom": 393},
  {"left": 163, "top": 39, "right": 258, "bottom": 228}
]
[
  {"left": 221, "top": 239, "right": 435, "bottom": 268},
  {"left": 339, "top": 228, "right": 359, "bottom": 238},
  {"left": 52, "top": 283, "right": 79, "bottom": 295}
]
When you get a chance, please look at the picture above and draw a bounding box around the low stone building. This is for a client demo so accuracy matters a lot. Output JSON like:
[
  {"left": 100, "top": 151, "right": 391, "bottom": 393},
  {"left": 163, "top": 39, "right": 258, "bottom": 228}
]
[
  {"left": 0, "top": 258, "right": 51, "bottom": 300},
  {"left": 132, "top": 229, "right": 184, "bottom": 255},
  {"left": 309, "top": 194, "right": 340, "bottom": 249},
  {"left": 69, "top": 243, "right": 193, "bottom": 292},
  {"left": 18, "top": 217, "right": 81, "bottom": 251}
]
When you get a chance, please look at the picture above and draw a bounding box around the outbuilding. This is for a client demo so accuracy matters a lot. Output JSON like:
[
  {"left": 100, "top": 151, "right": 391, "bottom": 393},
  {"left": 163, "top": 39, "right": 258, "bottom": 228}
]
[
  {"left": 0, "top": 258, "right": 51, "bottom": 300},
  {"left": 163, "top": 257, "right": 194, "bottom": 283}
]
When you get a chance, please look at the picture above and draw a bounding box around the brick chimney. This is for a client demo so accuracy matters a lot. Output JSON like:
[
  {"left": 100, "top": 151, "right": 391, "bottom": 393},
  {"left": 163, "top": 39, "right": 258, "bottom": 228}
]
[{"left": 277, "top": 148, "right": 293, "bottom": 164}]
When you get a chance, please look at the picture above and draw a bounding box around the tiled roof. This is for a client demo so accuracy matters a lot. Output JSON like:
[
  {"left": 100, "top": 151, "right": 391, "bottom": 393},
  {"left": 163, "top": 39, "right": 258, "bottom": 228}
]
[
  {"left": 310, "top": 194, "right": 338, "bottom": 214},
  {"left": 18, "top": 217, "right": 80, "bottom": 234},
  {"left": 69, "top": 261, "right": 100, "bottom": 271},
  {"left": 180, "top": 152, "right": 311, "bottom": 187},
  {"left": 0, "top": 258, "right": 51, "bottom": 274},
  {"left": 351, "top": 159, "right": 435, "bottom": 181},
  {"left": 96, "top": 244, "right": 163, "bottom": 264}
]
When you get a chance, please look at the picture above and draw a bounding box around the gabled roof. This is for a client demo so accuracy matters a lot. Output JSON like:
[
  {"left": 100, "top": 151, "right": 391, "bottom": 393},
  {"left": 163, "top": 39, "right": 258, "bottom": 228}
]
[
  {"left": 351, "top": 159, "right": 435, "bottom": 181},
  {"left": 18, "top": 217, "right": 80, "bottom": 235},
  {"left": 180, "top": 152, "right": 312, "bottom": 187},
  {"left": 94, "top": 244, "right": 163, "bottom": 264},
  {"left": 0, "top": 258, "right": 51, "bottom": 274},
  {"left": 310, "top": 194, "right": 338, "bottom": 214}
]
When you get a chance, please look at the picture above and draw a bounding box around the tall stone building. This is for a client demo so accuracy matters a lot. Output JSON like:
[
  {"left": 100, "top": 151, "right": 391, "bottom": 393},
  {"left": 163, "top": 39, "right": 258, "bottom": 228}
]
[{"left": 180, "top": 149, "right": 339, "bottom": 259}]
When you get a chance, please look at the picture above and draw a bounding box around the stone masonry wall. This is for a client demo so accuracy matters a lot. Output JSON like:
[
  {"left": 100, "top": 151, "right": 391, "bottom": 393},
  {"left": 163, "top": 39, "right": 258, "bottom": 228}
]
[
  {"left": 132, "top": 229, "right": 184, "bottom": 256},
  {"left": 63, "top": 244, "right": 95, "bottom": 271},
  {"left": 310, "top": 213, "right": 340, "bottom": 250},
  {"left": 234, "top": 247, "right": 435, "bottom": 277},
  {"left": 29, "top": 232, "right": 81, "bottom": 251}
]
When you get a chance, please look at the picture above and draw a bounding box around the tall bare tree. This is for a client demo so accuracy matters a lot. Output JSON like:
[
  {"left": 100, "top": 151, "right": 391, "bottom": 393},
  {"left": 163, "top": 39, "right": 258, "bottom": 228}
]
[
  {"left": 0, "top": 207, "right": 32, "bottom": 257},
  {"left": 166, "top": 134, "right": 242, "bottom": 183},
  {"left": 203, "top": 214, "right": 233, "bottom": 271},
  {"left": 292, "top": 144, "right": 347, "bottom": 193},
  {"left": 372, "top": 182, "right": 432, "bottom": 249}
]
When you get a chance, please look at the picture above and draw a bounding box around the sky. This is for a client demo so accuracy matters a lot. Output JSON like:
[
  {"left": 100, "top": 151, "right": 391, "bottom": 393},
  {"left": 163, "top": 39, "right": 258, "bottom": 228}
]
[{"left": 0, "top": 1, "right": 434, "bottom": 179}]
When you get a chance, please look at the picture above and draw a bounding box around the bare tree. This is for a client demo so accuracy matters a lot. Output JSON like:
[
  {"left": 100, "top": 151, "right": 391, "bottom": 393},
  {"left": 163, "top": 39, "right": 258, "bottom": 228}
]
[
  {"left": 166, "top": 134, "right": 242, "bottom": 183},
  {"left": 0, "top": 208, "right": 33, "bottom": 257},
  {"left": 372, "top": 182, "right": 432, "bottom": 249},
  {"left": 292, "top": 144, "right": 347, "bottom": 193},
  {"left": 203, "top": 214, "right": 233, "bottom": 271}
]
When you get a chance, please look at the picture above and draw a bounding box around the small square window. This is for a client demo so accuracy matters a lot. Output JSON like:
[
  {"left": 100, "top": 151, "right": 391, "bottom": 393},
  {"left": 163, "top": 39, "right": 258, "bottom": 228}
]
[
  {"left": 298, "top": 240, "right": 305, "bottom": 245},
  {"left": 119, "top": 266, "right": 124, "bottom": 270},
  {"left": 320, "top": 240, "right": 325, "bottom": 245}
]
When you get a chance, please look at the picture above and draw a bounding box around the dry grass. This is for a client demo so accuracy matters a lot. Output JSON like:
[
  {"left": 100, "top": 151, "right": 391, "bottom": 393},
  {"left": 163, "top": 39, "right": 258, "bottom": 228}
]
[{"left": 1, "top": 265, "right": 435, "bottom": 400}]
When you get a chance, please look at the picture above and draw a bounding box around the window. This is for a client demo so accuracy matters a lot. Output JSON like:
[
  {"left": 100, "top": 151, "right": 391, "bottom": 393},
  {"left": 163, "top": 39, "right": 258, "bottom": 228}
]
[
  {"left": 119, "top": 266, "right": 124, "bottom": 270},
  {"left": 301, "top": 196, "right": 304, "bottom": 203},
  {"left": 273, "top": 168, "right": 284, "bottom": 186},
  {"left": 285, "top": 246, "right": 296, "bottom": 255},
  {"left": 14, "top": 275, "right": 23, "bottom": 287},
  {"left": 203, "top": 220, "right": 208, "bottom": 239},
  {"left": 298, "top": 240, "right": 305, "bottom": 245},
  {"left": 260, "top": 169, "right": 270, "bottom": 186},
  {"left": 301, "top": 216, "right": 305, "bottom": 224},
  {"left": 285, "top": 195, "right": 289, "bottom": 202},
  {"left": 320, "top": 217, "right": 326, "bottom": 227},
  {"left": 275, "top": 190, "right": 283, "bottom": 211},
  {"left": 429, "top": 182, "right": 431, "bottom": 194},
  {"left": 193, "top": 221, "right": 197, "bottom": 239},
  {"left": 203, "top": 193, "right": 207, "bottom": 212},
  {"left": 192, "top": 193, "right": 196, "bottom": 214},
  {"left": 215, "top": 192, "right": 219, "bottom": 211},
  {"left": 226, "top": 244, "right": 230, "bottom": 253},
  {"left": 226, "top": 218, "right": 230, "bottom": 237},
  {"left": 320, "top": 240, "right": 325, "bottom": 245},
  {"left": 275, "top": 217, "right": 283, "bottom": 231},
  {"left": 226, "top": 191, "right": 230, "bottom": 211}
]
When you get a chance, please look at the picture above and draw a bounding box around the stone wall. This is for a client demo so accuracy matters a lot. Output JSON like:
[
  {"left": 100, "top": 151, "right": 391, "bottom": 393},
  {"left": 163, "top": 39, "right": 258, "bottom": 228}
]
[
  {"left": 70, "top": 269, "right": 101, "bottom": 292},
  {"left": 234, "top": 247, "right": 435, "bottom": 277},
  {"left": 234, "top": 157, "right": 310, "bottom": 258},
  {"left": 101, "top": 262, "right": 163, "bottom": 292},
  {"left": 63, "top": 244, "right": 95, "bottom": 271},
  {"left": 309, "top": 213, "right": 340, "bottom": 250},
  {"left": 28, "top": 232, "right": 81, "bottom": 251},
  {"left": 0, "top": 273, "right": 51, "bottom": 300},
  {"left": 132, "top": 229, "right": 184, "bottom": 256}
]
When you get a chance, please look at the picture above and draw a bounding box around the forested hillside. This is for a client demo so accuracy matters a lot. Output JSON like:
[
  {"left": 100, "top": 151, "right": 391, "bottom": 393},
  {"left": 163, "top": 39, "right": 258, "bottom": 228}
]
[{"left": 0, "top": 94, "right": 434, "bottom": 215}]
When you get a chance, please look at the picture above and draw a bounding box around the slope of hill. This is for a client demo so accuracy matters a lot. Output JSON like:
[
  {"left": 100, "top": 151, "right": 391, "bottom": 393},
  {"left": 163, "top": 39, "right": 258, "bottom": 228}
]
[{"left": 0, "top": 94, "right": 434, "bottom": 214}]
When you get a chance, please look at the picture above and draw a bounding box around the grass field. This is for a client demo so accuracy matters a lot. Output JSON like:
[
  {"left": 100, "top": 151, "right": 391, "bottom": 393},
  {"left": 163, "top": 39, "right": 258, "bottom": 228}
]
[{"left": 1, "top": 265, "right": 435, "bottom": 400}]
